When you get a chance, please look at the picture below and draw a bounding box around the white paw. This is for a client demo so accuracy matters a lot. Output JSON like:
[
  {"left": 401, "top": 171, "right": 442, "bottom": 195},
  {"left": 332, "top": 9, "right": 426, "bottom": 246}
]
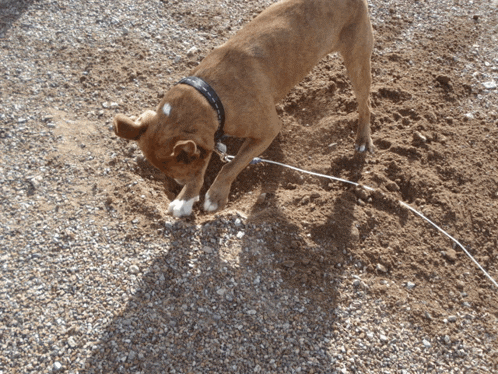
[
  {"left": 355, "top": 144, "right": 366, "bottom": 153},
  {"left": 203, "top": 192, "right": 218, "bottom": 212},
  {"left": 167, "top": 196, "right": 199, "bottom": 217}
]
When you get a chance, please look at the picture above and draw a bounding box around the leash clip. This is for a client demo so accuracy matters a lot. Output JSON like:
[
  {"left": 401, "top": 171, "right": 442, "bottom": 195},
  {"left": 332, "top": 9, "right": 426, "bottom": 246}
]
[{"left": 214, "top": 142, "right": 230, "bottom": 163}]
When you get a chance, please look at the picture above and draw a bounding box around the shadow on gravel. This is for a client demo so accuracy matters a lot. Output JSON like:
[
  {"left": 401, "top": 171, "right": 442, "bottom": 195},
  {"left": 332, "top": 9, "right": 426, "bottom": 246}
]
[
  {"left": 0, "top": 0, "right": 35, "bottom": 38},
  {"left": 82, "top": 216, "right": 343, "bottom": 373},
  {"left": 309, "top": 152, "right": 368, "bottom": 259}
]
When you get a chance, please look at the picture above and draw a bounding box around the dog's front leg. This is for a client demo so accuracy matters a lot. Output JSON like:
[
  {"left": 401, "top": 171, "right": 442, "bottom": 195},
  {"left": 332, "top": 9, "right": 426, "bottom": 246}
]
[
  {"left": 204, "top": 135, "right": 277, "bottom": 213},
  {"left": 168, "top": 157, "right": 211, "bottom": 217},
  {"left": 168, "top": 183, "right": 200, "bottom": 217}
]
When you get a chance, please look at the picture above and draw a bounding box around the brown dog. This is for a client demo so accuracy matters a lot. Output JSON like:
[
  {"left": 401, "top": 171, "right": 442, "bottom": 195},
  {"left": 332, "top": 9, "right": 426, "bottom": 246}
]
[{"left": 114, "top": 0, "right": 374, "bottom": 217}]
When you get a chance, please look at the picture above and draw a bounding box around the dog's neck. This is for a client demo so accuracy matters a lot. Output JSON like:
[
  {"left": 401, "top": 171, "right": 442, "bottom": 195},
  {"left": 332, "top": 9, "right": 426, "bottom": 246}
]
[{"left": 177, "top": 76, "right": 225, "bottom": 143}]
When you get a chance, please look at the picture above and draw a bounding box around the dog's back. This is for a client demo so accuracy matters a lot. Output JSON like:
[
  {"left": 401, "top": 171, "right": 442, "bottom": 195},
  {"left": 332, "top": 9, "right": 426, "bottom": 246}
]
[{"left": 193, "top": 0, "right": 372, "bottom": 102}]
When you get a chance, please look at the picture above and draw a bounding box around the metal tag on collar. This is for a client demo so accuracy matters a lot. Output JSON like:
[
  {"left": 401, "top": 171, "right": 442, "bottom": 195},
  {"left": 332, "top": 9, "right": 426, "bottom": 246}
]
[{"left": 214, "top": 141, "right": 230, "bottom": 163}]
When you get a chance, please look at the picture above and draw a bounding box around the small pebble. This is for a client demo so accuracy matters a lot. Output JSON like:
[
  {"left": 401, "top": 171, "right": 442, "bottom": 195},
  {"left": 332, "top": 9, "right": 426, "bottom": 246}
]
[
  {"left": 53, "top": 362, "right": 62, "bottom": 371},
  {"left": 256, "top": 193, "right": 267, "bottom": 204},
  {"left": 376, "top": 263, "right": 388, "bottom": 273},
  {"left": 443, "top": 248, "right": 458, "bottom": 262},
  {"left": 406, "top": 282, "right": 416, "bottom": 290},
  {"left": 385, "top": 181, "right": 400, "bottom": 192},
  {"left": 129, "top": 265, "right": 140, "bottom": 274},
  {"left": 187, "top": 46, "right": 199, "bottom": 56},
  {"left": 437, "top": 134, "right": 447, "bottom": 143},
  {"left": 436, "top": 75, "right": 451, "bottom": 85},
  {"left": 67, "top": 336, "right": 77, "bottom": 348},
  {"left": 202, "top": 246, "right": 214, "bottom": 254},
  {"left": 29, "top": 176, "right": 43, "bottom": 188},
  {"left": 350, "top": 226, "right": 360, "bottom": 242},
  {"left": 482, "top": 81, "right": 497, "bottom": 89},
  {"left": 354, "top": 188, "right": 370, "bottom": 201},
  {"left": 413, "top": 131, "right": 427, "bottom": 143},
  {"left": 128, "top": 350, "right": 137, "bottom": 361},
  {"left": 283, "top": 260, "right": 295, "bottom": 268}
]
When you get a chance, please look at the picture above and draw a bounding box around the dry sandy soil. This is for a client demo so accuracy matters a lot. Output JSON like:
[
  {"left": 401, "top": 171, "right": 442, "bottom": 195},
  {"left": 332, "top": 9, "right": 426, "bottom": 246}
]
[{"left": 1, "top": 0, "right": 498, "bottom": 373}]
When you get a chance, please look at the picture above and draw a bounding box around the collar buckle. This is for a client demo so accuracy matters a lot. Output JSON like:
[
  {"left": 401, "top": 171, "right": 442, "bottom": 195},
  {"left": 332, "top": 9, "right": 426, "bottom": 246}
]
[{"left": 214, "top": 141, "right": 230, "bottom": 163}]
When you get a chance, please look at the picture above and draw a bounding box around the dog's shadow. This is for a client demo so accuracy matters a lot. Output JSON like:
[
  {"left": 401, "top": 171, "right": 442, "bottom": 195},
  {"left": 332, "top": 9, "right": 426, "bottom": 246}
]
[
  {"left": 241, "top": 139, "right": 371, "bottom": 298},
  {"left": 0, "top": 0, "right": 35, "bottom": 37},
  {"left": 81, "top": 209, "right": 344, "bottom": 373},
  {"left": 309, "top": 151, "right": 367, "bottom": 243},
  {"left": 87, "top": 127, "right": 378, "bottom": 374}
]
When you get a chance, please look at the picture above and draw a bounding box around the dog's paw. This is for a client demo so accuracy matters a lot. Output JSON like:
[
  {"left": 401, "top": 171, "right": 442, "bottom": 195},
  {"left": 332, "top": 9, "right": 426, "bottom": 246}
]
[
  {"left": 355, "top": 144, "right": 367, "bottom": 153},
  {"left": 354, "top": 137, "right": 374, "bottom": 153},
  {"left": 203, "top": 188, "right": 230, "bottom": 213},
  {"left": 203, "top": 192, "right": 219, "bottom": 213},
  {"left": 167, "top": 196, "right": 199, "bottom": 217}
]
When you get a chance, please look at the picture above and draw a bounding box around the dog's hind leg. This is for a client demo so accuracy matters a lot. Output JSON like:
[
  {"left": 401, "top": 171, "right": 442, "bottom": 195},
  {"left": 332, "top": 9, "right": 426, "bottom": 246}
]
[{"left": 338, "top": 9, "right": 374, "bottom": 152}]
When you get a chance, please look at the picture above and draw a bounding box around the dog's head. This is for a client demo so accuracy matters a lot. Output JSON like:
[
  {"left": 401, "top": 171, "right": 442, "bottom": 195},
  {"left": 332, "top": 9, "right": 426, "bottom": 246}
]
[{"left": 113, "top": 85, "right": 218, "bottom": 184}]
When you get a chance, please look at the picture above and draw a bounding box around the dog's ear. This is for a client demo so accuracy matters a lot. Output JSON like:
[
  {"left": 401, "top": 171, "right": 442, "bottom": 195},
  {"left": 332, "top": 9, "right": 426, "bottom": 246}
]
[
  {"left": 113, "top": 114, "right": 147, "bottom": 140},
  {"left": 171, "top": 140, "right": 201, "bottom": 164}
]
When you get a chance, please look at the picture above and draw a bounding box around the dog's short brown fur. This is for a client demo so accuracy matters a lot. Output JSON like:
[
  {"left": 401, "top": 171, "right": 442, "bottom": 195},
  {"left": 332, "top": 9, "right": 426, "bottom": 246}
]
[{"left": 114, "top": 0, "right": 374, "bottom": 217}]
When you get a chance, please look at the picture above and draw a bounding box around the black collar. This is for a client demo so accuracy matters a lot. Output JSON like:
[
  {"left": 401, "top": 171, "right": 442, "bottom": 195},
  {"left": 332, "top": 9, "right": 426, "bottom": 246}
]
[{"left": 177, "top": 76, "right": 225, "bottom": 143}]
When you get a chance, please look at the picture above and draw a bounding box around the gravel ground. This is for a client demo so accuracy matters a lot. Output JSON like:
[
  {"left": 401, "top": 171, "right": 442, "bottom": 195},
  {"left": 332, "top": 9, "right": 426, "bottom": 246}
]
[{"left": 1, "top": 0, "right": 497, "bottom": 373}]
